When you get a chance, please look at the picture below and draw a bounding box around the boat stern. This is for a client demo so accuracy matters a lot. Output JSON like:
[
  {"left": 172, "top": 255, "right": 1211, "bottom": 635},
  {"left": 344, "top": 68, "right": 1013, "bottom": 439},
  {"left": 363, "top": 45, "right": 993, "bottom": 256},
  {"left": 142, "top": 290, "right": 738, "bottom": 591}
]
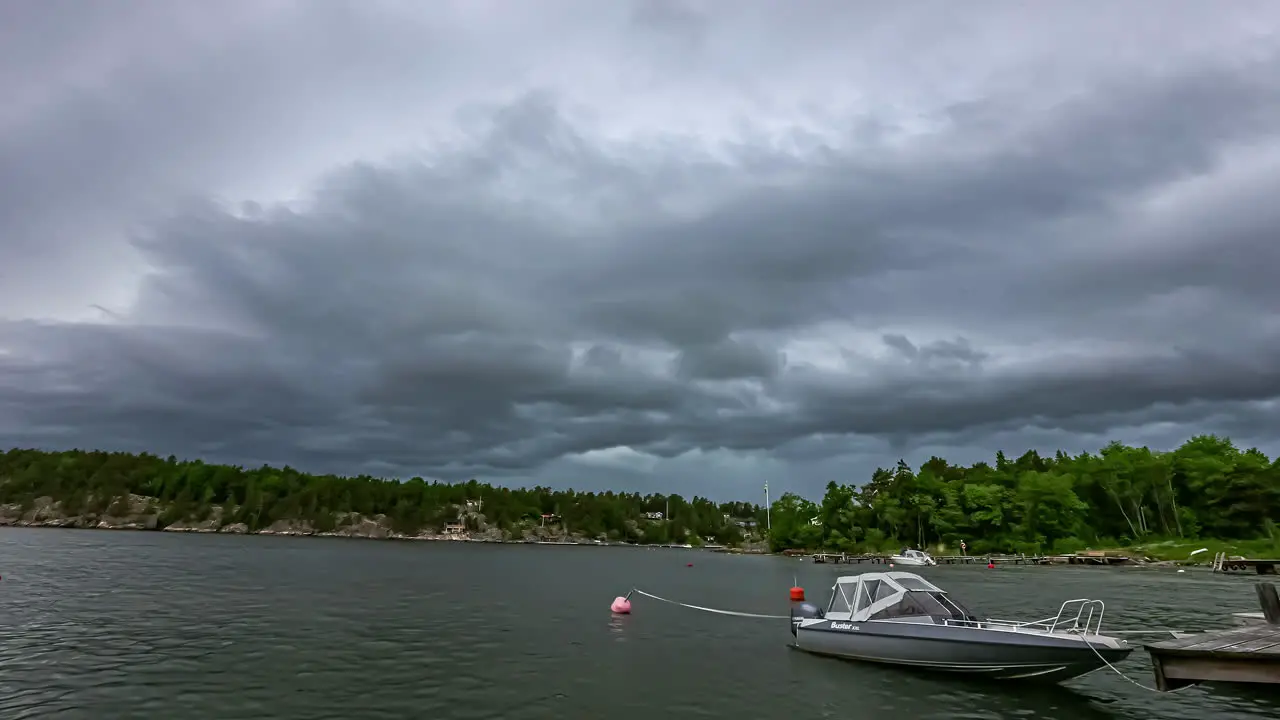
[{"left": 791, "top": 602, "right": 826, "bottom": 636}]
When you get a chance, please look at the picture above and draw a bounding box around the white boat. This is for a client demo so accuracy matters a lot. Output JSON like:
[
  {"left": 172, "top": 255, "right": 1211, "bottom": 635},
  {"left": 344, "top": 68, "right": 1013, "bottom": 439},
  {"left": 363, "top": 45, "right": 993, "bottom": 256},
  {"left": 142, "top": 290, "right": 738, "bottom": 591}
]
[
  {"left": 890, "top": 549, "right": 937, "bottom": 566},
  {"left": 790, "top": 571, "right": 1133, "bottom": 682}
]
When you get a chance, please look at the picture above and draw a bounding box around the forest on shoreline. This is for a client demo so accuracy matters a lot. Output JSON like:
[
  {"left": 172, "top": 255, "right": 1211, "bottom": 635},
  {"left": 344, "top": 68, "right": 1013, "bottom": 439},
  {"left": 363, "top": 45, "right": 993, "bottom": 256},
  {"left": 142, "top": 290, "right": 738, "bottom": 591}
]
[
  {"left": 1, "top": 434, "right": 1277, "bottom": 553},
  {"left": 766, "top": 434, "right": 1280, "bottom": 556},
  {"left": 0, "top": 447, "right": 765, "bottom": 545}
]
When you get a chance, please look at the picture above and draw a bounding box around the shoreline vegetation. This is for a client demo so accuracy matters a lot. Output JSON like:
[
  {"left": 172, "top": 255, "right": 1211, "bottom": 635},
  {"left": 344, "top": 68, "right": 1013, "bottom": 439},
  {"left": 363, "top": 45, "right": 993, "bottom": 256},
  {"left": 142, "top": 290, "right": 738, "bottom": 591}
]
[
  {"left": 2, "top": 434, "right": 1278, "bottom": 564},
  {"left": 764, "top": 434, "right": 1280, "bottom": 565},
  {"left": 0, "top": 448, "right": 770, "bottom": 549}
]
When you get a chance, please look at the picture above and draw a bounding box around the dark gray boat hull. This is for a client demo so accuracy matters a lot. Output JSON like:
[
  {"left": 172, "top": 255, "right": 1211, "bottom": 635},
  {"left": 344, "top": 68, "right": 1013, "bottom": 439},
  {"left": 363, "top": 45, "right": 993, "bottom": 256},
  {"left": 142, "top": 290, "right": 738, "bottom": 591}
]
[{"left": 794, "top": 619, "right": 1133, "bottom": 682}]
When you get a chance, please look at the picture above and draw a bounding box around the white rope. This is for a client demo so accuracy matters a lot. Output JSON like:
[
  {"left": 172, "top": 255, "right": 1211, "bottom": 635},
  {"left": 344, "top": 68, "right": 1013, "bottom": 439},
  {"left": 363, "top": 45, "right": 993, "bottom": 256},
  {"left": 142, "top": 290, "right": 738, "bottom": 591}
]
[
  {"left": 1080, "top": 635, "right": 1191, "bottom": 694},
  {"left": 629, "top": 588, "right": 1194, "bottom": 692},
  {"left": 630, "top": 588, "right": 791, "bottom": 620}
]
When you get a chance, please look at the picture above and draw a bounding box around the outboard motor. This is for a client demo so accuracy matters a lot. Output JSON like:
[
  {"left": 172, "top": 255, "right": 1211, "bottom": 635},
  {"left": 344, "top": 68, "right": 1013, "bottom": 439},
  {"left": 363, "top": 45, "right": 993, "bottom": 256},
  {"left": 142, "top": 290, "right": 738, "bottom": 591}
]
[{"left": 790, "top": 601, "right": 824, "bottom": 636}]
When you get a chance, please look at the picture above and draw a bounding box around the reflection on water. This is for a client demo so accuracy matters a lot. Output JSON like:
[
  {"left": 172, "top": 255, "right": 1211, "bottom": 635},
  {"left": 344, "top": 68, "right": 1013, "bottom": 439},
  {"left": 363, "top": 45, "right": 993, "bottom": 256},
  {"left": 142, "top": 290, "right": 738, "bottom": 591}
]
[
  {"left": 0, "top": 528, "right": 1275, "bottom": 720},
  {"left": 608, "top": 613, "right": 629, "bottom": 640}
]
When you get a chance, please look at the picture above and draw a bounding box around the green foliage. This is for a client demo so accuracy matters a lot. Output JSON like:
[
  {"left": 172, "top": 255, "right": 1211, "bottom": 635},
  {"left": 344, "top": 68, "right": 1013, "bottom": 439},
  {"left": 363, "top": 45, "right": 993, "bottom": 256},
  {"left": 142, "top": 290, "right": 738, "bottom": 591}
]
[
  {"left": 3, "top": 433, "right": 1276, "bottom": 554},
  {"left": 0, "top": 448, "right": 757, "bottom": 544},
  {"left": 766, "top": 435, "right": 1280, "bottom": 553},
  {"left": 1130, "top": 536, "right": 1280, "bottom": 562}
]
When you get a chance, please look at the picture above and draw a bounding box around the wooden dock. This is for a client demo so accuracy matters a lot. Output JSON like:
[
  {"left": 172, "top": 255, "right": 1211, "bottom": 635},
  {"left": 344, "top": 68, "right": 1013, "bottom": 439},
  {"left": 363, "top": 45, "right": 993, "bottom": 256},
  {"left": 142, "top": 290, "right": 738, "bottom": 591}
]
[
  {"left": 810, "top": 553, "right": 1051, "bottom": 566},
  {"left": 810, "top": 552, "right": 909, "bottom": 564},
  {"left": 1211, "top": 551, "right": 1278, "bottom": 574},
  {"left": 807, "top": 552, "right": 1133, "bottom": 566},
  {"left": 1145, "top": 582, "right": 1280, "bottom": 691}
]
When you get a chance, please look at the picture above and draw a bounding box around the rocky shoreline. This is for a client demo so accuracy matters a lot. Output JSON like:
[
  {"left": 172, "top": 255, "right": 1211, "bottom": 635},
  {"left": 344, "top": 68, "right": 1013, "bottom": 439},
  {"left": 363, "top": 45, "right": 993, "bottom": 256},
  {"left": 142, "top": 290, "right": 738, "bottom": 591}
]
[
  {"left": 0, "top": 494, "right": 771, "bottom": 550},
  {"left": 0, "top": 494, "right": 564, "bottom": 543},
  {"left": 0, "top": 496, "right": 1239, "bottom": 564}
]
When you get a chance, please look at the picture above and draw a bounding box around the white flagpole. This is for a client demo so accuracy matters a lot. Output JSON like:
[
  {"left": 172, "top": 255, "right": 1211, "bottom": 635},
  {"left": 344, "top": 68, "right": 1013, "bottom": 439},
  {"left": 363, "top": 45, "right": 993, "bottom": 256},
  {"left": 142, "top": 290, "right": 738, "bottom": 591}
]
[{"left": 765, "top": 480, "right": 771, "bottom": 531}]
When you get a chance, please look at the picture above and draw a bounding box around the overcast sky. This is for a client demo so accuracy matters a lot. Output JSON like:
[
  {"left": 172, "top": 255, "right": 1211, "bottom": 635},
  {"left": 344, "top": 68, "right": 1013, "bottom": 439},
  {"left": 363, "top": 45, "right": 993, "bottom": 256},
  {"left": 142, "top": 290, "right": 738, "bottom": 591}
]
[{"left": 3, "top": 0, "right": 1280, "bottom": 501}]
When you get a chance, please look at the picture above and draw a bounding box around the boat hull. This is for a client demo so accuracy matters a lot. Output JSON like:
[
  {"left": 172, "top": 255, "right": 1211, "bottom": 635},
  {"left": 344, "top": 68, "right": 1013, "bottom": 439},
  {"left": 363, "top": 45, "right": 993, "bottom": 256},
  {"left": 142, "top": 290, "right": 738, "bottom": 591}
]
[
  {"left": 889, "top": 556, "right": 936, "bottom": 566},
  {"left": 794, "top": 619, "right": 1132, "bottom": 682}
]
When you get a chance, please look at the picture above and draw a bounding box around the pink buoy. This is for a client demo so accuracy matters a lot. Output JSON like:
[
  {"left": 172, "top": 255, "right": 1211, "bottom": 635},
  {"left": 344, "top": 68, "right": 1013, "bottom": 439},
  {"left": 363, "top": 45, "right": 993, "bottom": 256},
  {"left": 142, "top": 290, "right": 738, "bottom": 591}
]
[{"left": 610, "top": 596, "right": 632, "bottom": 614}]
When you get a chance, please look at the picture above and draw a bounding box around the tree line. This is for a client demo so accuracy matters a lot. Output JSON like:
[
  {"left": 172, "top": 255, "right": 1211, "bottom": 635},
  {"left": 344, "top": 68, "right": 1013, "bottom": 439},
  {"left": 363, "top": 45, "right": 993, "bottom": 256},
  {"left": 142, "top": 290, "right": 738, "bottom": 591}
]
[
  {"left": 765, "top": 435, "right": 1280, "bottom": 554},
  {"left": 0, "top": 447, "right": 764, "bottom": 545},
  {"left": 2, "top": 434, "right": 1277, "bottom": 552}
]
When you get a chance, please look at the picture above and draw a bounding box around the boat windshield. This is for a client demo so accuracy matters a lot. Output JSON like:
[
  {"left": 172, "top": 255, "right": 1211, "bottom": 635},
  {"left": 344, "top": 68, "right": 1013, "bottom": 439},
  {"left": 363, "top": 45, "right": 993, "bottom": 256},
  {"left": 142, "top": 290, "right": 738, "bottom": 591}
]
[
  {"left": 828, "top": 581, "right": 858, "bottom": 614},
  {"left": 868, "top": 589, "right": 979, "bottom": 622},
  {"left": 829, "top": 572, "right": 982, "bottom": 622}
]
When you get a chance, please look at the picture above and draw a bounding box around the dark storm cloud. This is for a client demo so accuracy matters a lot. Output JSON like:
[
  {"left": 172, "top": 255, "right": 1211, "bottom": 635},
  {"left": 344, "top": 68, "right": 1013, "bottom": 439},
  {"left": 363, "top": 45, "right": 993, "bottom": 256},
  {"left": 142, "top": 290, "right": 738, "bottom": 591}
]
[
  {"left": 675, "top": 339, "right": 783, "bottom": 381},
  {"left": 781, "top": 337, "right": 1280, "bottom": 439},
  {"left": 3, "top": 1, "right": 1280, "bottom": 496},
  {"left": 881, "top": 335, "right": 988, "bottom": 367}
]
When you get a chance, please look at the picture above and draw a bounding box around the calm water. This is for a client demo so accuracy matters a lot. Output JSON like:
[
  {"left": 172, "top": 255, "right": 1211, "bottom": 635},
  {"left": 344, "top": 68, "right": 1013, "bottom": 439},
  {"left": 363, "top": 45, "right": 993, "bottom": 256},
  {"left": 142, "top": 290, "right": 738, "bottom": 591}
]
[{"left": 0, "top": 528, "right": 1275, "bottom": 719}]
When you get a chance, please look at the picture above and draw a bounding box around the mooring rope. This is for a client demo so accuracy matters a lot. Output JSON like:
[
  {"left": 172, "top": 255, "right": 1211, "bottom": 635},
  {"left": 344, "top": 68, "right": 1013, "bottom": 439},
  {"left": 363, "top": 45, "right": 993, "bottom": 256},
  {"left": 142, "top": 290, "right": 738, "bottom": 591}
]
[
  {"left": 629, "top": 588, "right": 791, "bottom": 620},
  {"left": 628, "top": 588, "right": 1195, "bottom": 694},
  {"left": 1080, "top": 634, "right": 1192, "bottom": 694}
]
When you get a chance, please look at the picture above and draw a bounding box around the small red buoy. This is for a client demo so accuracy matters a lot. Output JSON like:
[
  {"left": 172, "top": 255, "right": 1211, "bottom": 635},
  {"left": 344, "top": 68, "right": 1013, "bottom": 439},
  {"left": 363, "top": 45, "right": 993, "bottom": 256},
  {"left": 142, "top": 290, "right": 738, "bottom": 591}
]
[
  {"left": 987, "top": 562, "right": 995, "bottom": 569},
  {"left": 790, "top": 586, "right": 805, "bottom": 602},
  {"left": 687, "top": 562, "right": 693, "bottom": 567},
  {"left": 610, "top": 596, "right": 632, "bottom": 614}
]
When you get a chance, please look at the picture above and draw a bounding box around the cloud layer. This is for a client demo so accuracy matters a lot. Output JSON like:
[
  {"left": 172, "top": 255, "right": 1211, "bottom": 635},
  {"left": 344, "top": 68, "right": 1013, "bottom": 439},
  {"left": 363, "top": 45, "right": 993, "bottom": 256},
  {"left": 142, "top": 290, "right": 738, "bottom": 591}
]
[{"left": 4, "top": 1, "right": 1280, "bottom": 499}]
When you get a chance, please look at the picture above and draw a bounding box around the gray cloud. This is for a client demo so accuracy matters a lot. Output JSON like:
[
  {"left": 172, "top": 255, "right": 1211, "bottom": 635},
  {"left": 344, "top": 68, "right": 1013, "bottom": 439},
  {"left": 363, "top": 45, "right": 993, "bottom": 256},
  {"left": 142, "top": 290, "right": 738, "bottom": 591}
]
[
  {"left": 3, "top": 1, "right": 1280, "bottom": 499},
  {"left": 881, "top": 335, "right": 988, "bottom": 368},
  {"left": 675, "top": 338, "right": 783, "bottom": 381}
]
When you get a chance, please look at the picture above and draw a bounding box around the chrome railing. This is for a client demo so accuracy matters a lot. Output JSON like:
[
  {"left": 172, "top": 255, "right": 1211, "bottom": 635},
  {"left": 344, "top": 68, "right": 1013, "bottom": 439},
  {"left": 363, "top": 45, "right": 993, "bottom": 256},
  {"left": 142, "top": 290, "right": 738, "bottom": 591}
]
[
  {"left": 942, "top": 598, "right": 1107, "bottom": 636},
  {"left": 1048, "top": 598, "right": 1106, "bottom": 636}
]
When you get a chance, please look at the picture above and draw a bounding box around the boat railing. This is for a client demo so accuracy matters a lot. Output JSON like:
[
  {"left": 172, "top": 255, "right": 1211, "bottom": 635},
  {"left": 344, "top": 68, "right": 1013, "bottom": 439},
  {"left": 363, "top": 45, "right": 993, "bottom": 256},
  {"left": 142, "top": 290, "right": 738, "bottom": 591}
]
[
  {"left": 943, "top": 616, "right": 1051, "bottom": 631},
  {"left": 943, "top": 598, "right": 1108, "bottom": 636},
  {"left": 1047, "top": 598, "right": 1106, "bottom": 636}
]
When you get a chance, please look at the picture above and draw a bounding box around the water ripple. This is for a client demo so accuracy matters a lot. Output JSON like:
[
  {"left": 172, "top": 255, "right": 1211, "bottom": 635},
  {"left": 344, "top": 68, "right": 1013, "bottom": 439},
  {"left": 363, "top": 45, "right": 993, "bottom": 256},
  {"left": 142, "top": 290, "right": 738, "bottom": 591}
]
[{"left": 0, "top": 528, "right": 1276, "bottom": 719}]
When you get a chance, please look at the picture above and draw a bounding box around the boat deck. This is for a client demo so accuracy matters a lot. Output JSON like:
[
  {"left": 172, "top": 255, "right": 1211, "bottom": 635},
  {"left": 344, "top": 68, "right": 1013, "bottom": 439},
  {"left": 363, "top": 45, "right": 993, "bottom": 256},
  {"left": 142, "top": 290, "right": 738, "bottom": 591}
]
[{"left": 1145, "top": 623, "right": 1280, "bottom": 691}]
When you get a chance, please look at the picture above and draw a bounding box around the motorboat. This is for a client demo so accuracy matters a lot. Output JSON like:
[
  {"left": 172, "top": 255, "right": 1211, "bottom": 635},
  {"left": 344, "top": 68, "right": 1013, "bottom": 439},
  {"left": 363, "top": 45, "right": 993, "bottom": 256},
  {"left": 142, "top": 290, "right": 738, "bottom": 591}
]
[
  {"left": 790, "top": 571, "right": 1133, "bottom": 682},
  {"left": 890, "top": 548, "right": 937, "bottom": 566}
]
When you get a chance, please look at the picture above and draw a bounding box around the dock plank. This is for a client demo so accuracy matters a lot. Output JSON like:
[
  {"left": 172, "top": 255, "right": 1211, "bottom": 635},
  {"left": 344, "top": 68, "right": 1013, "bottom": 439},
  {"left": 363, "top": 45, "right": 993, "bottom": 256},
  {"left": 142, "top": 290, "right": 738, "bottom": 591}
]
[
  {"left": 1148, "top": 625, "right": 1278, "bottom": 654},
  {"left": 1147, "top": 626, "right": 1280, "bottom": 661},
  {"left": 1146, "top": 625, "right": 1280, "bottom": 690},
  {"left": 1154, "top": 656, "right": 1280, "bottom": 689},
  {"left": 1145, "top": 582, "right": 1280, "bottom": 691},
  {"left": 1220, "top": 634, "right": 1280, "bottom": 654}
]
